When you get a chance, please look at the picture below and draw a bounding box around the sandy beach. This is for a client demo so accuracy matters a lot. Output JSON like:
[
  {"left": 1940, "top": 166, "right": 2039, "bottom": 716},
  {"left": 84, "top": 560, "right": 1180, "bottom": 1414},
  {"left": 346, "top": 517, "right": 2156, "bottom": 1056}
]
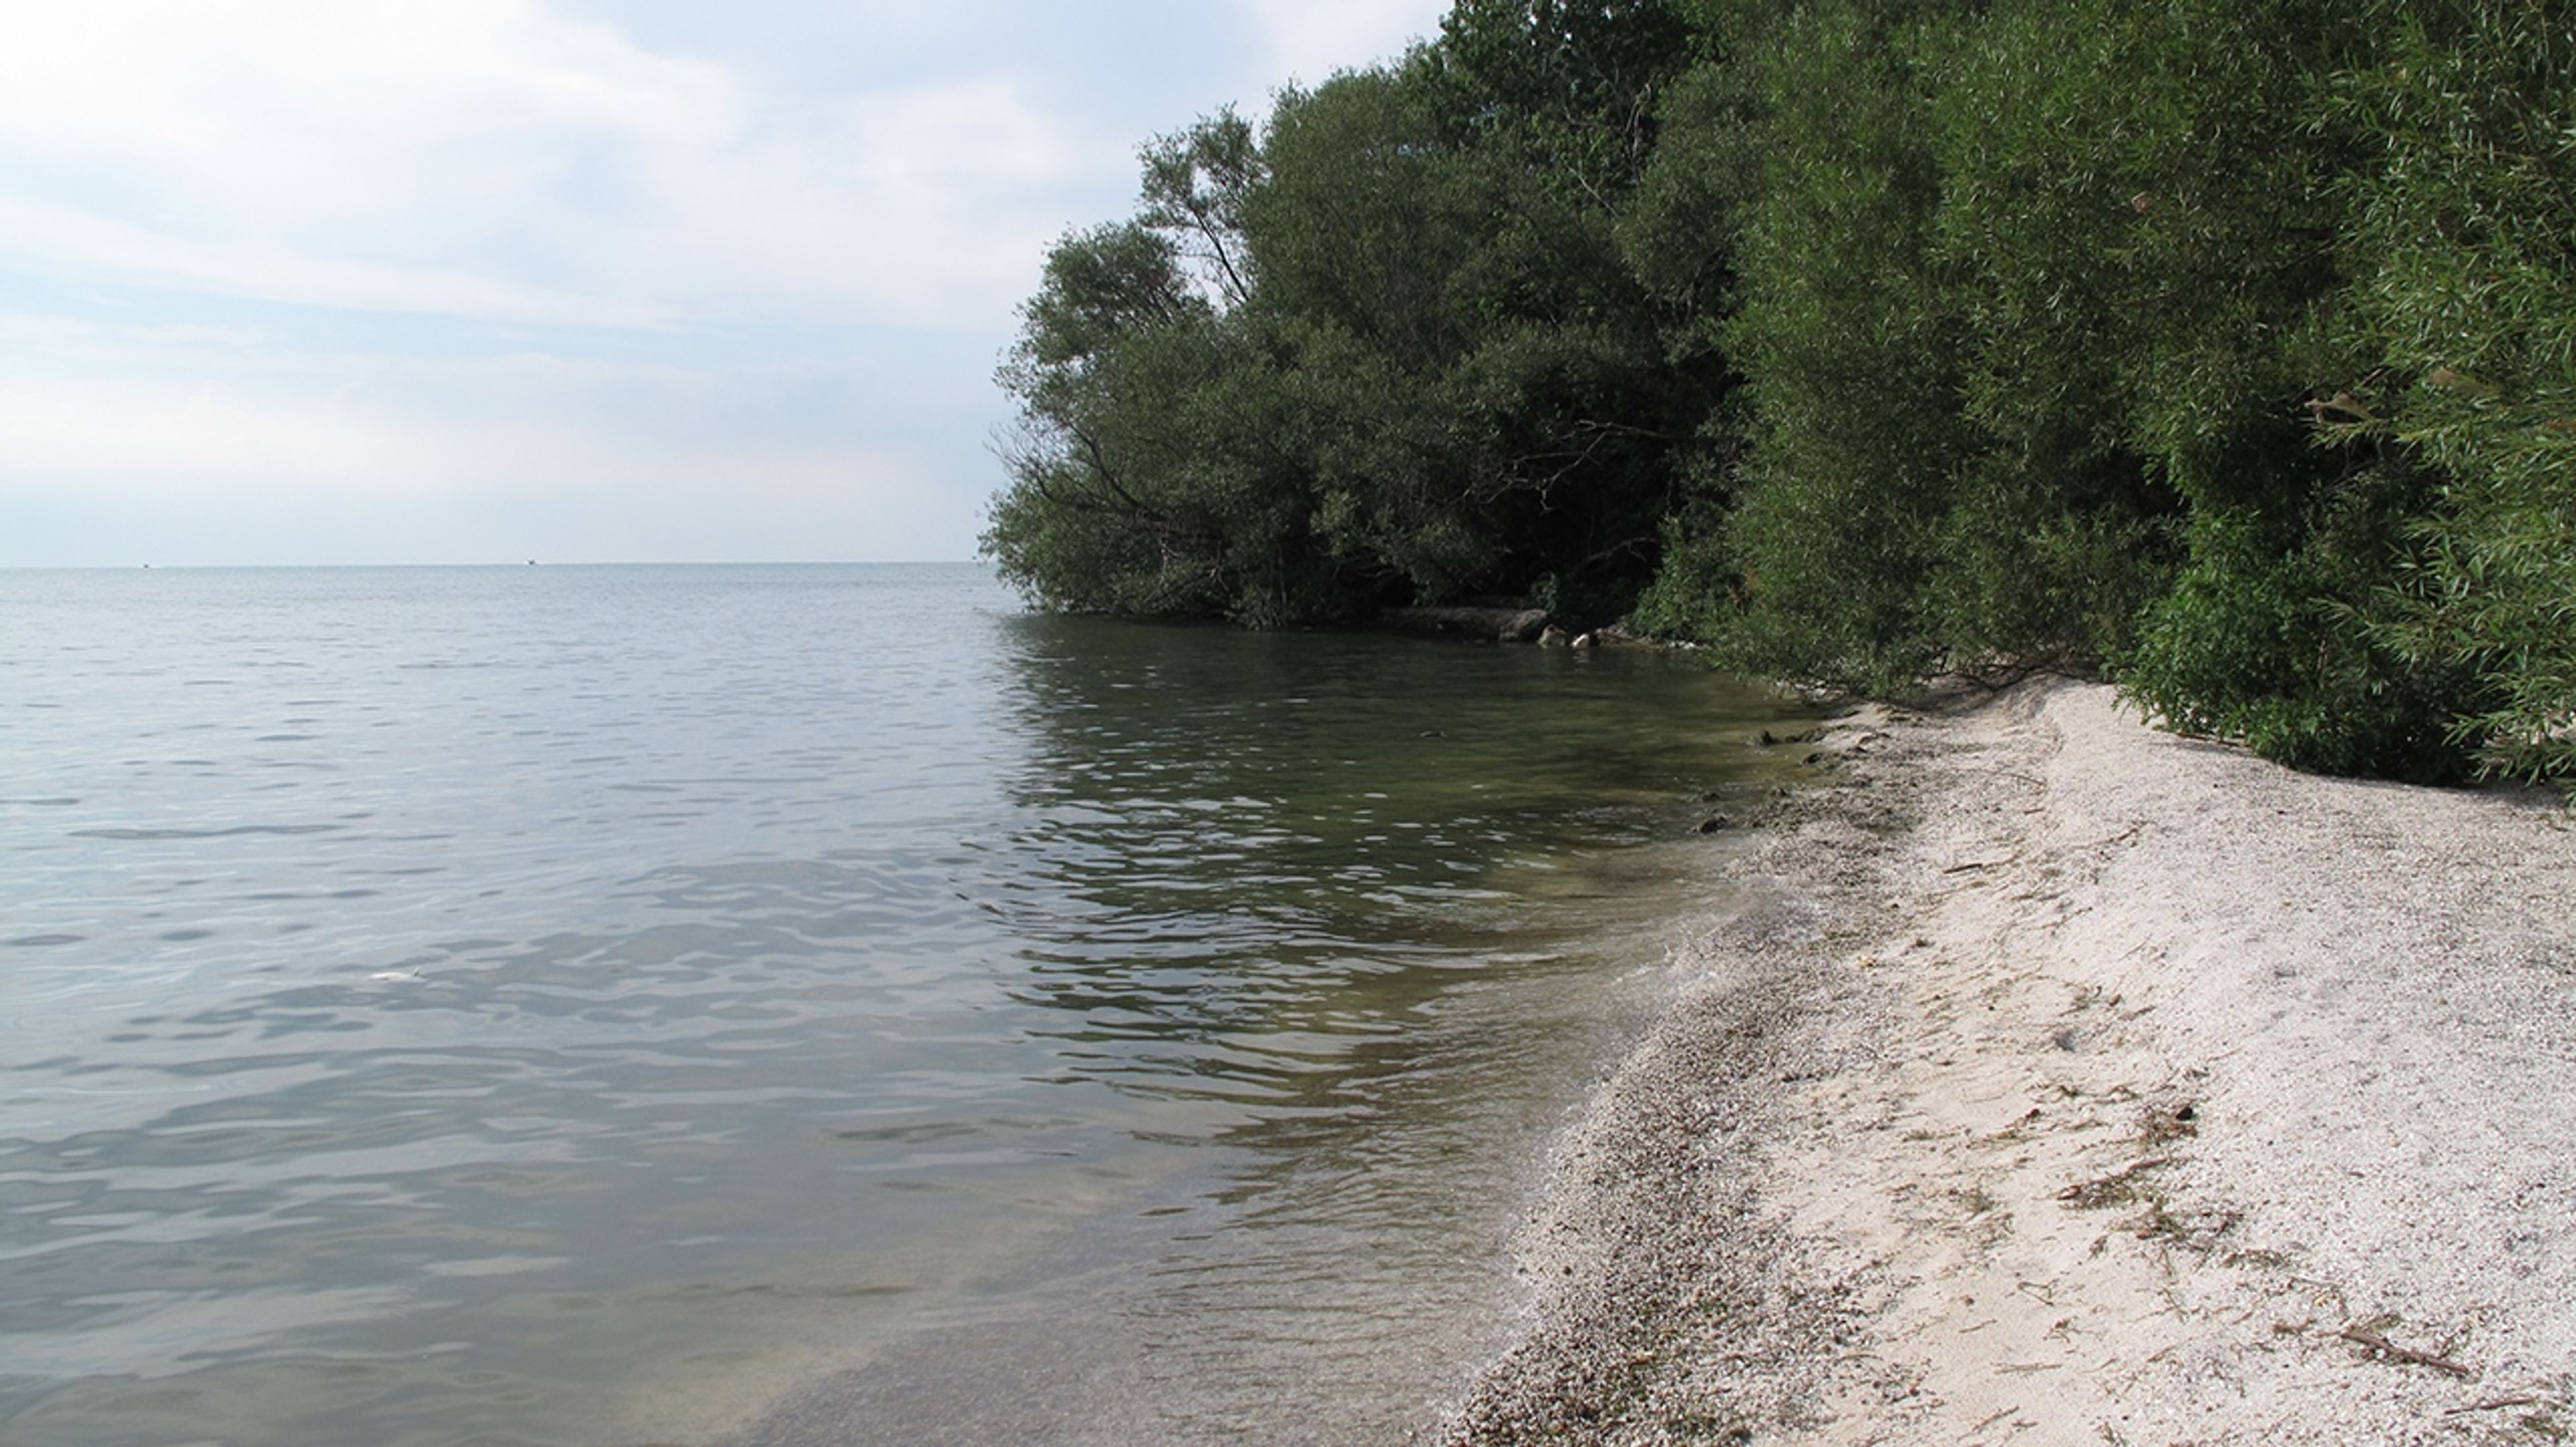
[{"left": 1437, "top": 678, "right": 2576, "bottom": 1445}]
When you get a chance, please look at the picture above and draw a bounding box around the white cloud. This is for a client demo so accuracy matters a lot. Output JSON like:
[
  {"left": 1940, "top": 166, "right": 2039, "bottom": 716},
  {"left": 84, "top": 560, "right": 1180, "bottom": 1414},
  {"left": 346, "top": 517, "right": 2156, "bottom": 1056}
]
[
  {"left": 0, "top": 374, "right": 421, "bottom": 492},
  {"left": 0, "top": 368, "right": 971, "bottom": 563},
  {"left": 0, "top": 1, "right": 1118, "bottom": 330},
  {"left": 1234, "top": 0, "right": 1446, "bottom": 86},
  {"left": 0, "top": 2, "right": 1450, "bottom": 566},
  {"left": 0, "top": 193, "right": 669, "bottom": 328}
]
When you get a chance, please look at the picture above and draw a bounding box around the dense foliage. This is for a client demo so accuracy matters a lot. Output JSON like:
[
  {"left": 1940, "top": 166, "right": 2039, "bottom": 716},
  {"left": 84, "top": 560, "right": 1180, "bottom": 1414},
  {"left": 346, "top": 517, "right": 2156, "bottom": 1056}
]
[{"left": 983, "top": 0, "right": 2576, "bottom": 789}]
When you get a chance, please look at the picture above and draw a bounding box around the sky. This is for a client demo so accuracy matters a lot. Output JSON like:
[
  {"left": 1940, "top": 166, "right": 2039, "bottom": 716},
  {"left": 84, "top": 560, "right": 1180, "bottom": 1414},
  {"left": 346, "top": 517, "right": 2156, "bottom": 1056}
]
[{"left": 0, "top": 0, "right": 1452, "bottom": 567}]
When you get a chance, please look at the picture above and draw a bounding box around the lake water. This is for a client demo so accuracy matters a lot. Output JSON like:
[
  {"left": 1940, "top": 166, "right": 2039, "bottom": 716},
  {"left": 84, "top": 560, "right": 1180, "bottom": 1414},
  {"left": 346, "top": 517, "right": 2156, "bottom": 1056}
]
[{"left": 0, "top": 564, "right": 1811, "bottom": 1447}]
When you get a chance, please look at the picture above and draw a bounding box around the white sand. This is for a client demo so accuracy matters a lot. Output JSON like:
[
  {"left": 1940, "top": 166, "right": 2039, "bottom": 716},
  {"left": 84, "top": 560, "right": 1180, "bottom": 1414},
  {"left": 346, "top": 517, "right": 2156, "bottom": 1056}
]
[{"left": 1438, "top": 678, "right": 2576, "bottom": 1445}]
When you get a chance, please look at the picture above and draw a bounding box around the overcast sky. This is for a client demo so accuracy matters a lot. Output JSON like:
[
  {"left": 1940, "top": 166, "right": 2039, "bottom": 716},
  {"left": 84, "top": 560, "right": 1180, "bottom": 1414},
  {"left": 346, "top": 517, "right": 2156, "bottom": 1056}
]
[{"left": 0, "top": 1, "right": 1450, "bottom": 567}]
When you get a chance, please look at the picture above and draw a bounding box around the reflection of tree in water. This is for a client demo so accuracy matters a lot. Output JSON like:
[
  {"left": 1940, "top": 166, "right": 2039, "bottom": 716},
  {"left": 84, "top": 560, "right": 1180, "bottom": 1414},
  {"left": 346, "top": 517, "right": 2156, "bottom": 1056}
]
[{"left": 973, "top": 613, "right": 1810, "bottom": 1203}]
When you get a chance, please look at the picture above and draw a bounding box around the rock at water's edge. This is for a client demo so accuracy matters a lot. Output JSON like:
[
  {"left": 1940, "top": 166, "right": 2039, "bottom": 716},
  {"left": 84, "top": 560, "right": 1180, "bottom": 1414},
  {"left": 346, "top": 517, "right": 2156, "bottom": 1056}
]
[{"left": 1381, "top": 606, "right": 1552, "bottom": 643}]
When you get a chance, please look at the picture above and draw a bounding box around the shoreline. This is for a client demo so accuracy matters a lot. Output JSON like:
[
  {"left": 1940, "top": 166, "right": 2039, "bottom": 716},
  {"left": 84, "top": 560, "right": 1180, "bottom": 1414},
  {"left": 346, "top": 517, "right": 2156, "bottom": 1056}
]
[{"left": 1434, "top": 678, "right": 2576, "bottom": 1444}]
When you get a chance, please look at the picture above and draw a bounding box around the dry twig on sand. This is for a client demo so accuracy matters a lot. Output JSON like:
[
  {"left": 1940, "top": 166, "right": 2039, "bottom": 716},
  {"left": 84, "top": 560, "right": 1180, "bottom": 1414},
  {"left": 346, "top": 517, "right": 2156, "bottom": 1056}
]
[
  {"left": 2444, "top": 1396, "right": 2545, "bottom": 1415},
  {"left": 2337, "top": 1326, "right": 2474, "bottom": 1379},
  {"left": 2055, "top": 1156, "right": 2172, "bottom": 1210}
]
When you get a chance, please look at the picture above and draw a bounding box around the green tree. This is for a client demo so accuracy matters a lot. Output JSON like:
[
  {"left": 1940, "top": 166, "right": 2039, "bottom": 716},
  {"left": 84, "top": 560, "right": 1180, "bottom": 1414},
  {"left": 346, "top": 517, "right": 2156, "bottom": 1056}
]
[
  {"left": 1678, "top": 0, "right": 1967, "bottom": 688},
  {"left": 2098, "top": 0, "right": 2487, "bottom": 780},
  {"left": 984, "top": 219, "right": 1338, "bottom": 625},
  {"left": 983, "top": 0, "right": 2572, "bottom": 789},
  {"left": 2330, "top": 0, "right": 2576, "bottom": 786},
  {"left": 990, "top": 11, "right": 1723, "bottom": 627}
]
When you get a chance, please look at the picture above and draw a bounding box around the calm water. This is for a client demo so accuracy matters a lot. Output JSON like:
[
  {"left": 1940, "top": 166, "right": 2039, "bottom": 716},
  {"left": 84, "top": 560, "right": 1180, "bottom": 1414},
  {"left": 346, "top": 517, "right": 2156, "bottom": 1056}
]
[{"left": 0, "top": 564, "right": 1812, "bottom": 1447}]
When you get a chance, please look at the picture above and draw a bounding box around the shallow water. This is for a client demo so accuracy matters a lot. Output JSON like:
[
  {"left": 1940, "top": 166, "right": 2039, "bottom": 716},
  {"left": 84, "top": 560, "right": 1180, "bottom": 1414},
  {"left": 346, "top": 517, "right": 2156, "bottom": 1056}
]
[{"left": 0, "top": 564, "right": 1813, "bottom": 1446}]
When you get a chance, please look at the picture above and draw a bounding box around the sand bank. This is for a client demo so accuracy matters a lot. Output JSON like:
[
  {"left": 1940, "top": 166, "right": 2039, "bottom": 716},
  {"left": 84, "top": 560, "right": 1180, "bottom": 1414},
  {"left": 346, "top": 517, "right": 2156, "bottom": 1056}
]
[{"left": 1437, "top": 678, "right": 2576, "bottom": 1445}]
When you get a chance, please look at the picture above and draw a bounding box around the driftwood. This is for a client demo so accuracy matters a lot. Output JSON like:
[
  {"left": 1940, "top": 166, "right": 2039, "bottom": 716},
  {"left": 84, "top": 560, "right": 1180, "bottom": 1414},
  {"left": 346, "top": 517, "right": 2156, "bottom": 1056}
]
[{"left": 1378, "top": 606, "right": 1551, "bottom": 643}]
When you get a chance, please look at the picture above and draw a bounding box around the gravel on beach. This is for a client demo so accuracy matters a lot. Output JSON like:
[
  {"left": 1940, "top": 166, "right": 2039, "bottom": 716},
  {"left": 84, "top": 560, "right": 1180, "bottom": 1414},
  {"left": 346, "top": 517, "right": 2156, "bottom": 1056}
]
[{"left": 1434, "top": 679, "right": 2576, "bottom": 1446}]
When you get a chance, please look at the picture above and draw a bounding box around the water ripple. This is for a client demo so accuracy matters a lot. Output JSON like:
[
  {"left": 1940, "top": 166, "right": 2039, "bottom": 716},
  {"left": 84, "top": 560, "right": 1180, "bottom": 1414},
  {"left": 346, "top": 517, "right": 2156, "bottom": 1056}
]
[{"left": 0, "top": 564, "right": 1815, "bottom": 1447}]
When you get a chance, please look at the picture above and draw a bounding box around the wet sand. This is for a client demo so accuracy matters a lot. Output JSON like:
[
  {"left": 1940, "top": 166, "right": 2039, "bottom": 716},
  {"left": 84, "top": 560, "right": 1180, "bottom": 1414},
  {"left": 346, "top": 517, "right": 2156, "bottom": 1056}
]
[{"left": 1437, "top": 678, "right": 2576, "bottom": 1445}]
